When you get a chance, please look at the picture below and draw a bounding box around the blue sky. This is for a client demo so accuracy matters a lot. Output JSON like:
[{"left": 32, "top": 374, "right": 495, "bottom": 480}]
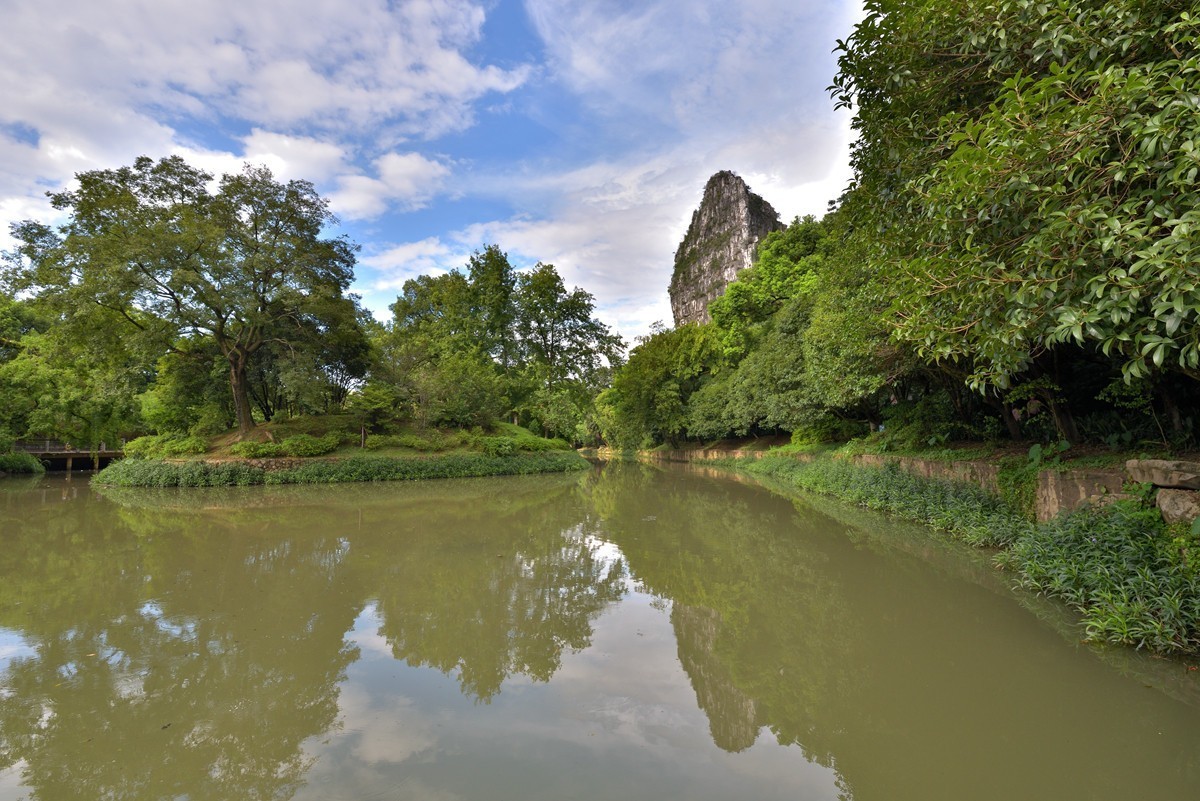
[{"left": 0, "top": 0, "right": 861, "bottom": 341}]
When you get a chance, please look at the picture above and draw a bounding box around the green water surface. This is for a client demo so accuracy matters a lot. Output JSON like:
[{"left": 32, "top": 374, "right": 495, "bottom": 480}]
[{"left": 1, "top": 462, "right": 1199, "bottom": 800}]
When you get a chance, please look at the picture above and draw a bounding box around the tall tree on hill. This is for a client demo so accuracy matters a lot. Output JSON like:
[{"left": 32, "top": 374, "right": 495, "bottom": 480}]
[{"left": 6, "top": 156, "right": 359, "bottom": 435}]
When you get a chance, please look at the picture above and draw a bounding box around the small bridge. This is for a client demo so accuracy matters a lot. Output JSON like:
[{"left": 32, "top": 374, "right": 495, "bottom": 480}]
[{"left": 13, "top": 439, "right": 124, "bottom": 472}]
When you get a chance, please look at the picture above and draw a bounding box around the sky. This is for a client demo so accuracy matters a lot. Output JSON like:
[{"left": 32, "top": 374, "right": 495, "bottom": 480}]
[{"left": 0, "top": 0, "right": 862, "bottom": 342}]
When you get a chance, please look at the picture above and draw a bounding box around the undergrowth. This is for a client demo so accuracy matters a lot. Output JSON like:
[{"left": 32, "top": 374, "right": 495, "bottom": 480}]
[
  {"left": 124, "top": 433, "right": 209, "bottom": 459},
  {"left": 229, "top": 433, "right": 343, "bottom": 458},
  {"left": 746, "top": 456, "right": 1031, "bottom": 547}
]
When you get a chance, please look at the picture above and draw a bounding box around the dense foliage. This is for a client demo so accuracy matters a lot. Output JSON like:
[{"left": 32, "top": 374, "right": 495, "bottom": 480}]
[
  {"left": 373, "top": 245, "right": 623, "bottom": 444},
  {"left": 0, "top": 157, "right": 621, "bottom": 456},
  {"left": 604, "top": 0, "right": 1200, "bottom": 452},
  {"left": 93, "top": 451, "right": 589, "bottom": 487}
]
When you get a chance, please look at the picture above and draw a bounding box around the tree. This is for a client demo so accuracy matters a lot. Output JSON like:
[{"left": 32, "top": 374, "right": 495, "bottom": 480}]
[
  {"left": 832, "top": 0, "right": 1200, "bottom": 397},
  {"left": 7, "top": 156, "right": 359, "bottom": 434},
  {"left": 467, "top": 244, "right": 518, "bottom": 369},
  {"left": 514, "top": 262, "right": 624, "bottom": 388},
  {"left": 606, "top": 323, "right": 723, "bottom": 447}
]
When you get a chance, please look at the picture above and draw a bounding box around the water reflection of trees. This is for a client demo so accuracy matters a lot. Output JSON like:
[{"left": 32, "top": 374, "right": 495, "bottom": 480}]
[
  {"left": 586, "top": 461, "right": 858, "bottom": 767},
  {"left": 591, "top": 462, "right": 1200, "bottom": 801},
  {"left": 0, "top": 473, "right": 624, "bottom": 799},
  {"left": 0, "top": 487, "right": 360, "bottom": 801},
  {"left": 343, "top": 478, "right": 626, "bottom": 701}
]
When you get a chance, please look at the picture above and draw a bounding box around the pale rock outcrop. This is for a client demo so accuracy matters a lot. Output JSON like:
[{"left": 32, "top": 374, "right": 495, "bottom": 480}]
[{"left": 669, "top": 171, "right": 783, "bottom": 327}]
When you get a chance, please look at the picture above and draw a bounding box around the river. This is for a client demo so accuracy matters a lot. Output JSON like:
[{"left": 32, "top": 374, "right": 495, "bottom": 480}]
[{"left": 1, "top": 462, "right": 1199, "bottom": 800}]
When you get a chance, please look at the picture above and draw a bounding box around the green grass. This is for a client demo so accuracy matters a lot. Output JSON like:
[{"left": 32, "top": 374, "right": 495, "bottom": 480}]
[
  {"left": 745, "top": 455, "right": 1031, "bottom": 548},
  {"left": 998, "top": 503, "right": 1200, "bottom": 653},
  {"left": 93, "top": 451, "right": 589, "bottom": 488}
]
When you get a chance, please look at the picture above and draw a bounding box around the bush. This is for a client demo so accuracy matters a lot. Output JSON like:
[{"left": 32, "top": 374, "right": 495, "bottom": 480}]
[
  {"left": 477, "top": 436, "right": 517, "bottom": 457},
  {"left": 93, "top": 459, "right": 264, "bottom": 487},
  {"left": 229, "top": 441, "right": 287, "bottom": 458},
  {"left": 280, "top": 433, "right": 341, "bottom": 457},
  {"left": 999, "top": 502, "right": 1200, "bottom": 653},
  {"left": 363, "top": 431, "right": 457, "bottom": 452},
  {"left": 93, "top": 451, "right": 589, "bottom": 487},
  {"left": 0, "top": 451, "right": 46, "bottom": 474},
  {"left": 124, "top": 433, "right": 209, "bottom": 459}
]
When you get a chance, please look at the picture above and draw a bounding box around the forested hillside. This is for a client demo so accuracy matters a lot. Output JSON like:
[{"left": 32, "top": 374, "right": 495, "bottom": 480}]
[{"left": 602, "top": 0, "right": 1200, "bottom": 451}]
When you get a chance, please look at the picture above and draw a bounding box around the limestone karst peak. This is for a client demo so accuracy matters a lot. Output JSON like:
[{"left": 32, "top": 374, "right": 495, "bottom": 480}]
[{"left": 668, "top": 171, "right": 783, "bottom": 327}]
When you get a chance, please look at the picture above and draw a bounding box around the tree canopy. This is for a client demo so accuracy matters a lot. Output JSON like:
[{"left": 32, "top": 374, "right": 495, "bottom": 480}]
[{"left": 6, "top": 156, "right": 359, "bottom": 434}]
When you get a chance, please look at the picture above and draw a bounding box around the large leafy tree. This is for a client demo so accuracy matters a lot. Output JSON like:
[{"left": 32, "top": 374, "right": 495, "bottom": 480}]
[
  {"left": 514, "top": 262, "right": 623, "bottom": 388},
  {"left": 7, "top": 156, "right": 359, "bottom": 434},
  {"left": 377, "top": 251, "right": 623, "bottom": 438},
  {"left": 833, "top": 0, "right": 1200, "bottom": 391}
]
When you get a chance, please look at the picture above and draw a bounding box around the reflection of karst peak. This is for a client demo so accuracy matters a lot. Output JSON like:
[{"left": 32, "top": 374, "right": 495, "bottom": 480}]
[{"left": 672, "top": 604, "right": 759, "bottom": 753}]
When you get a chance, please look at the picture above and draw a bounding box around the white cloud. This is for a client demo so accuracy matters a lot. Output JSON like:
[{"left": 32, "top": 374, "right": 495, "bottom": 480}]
[
  {"left": 2, "top": 0, "right": 864, "bottom": 348},
  {"left": 523, "top": 0, "right": 850, "bottom": 131},
  {"left": 356, "top": 99, "right": 858, "bottom": 341},
  {"left": 0, "top": 0, "right": 524, "bottom": 253},
  {"left": 330, "top": 152, "right": 451, "bottom": 220},
  {"left": 1, "top": 0, "right": 528, "bottom": 139},
  {"left": 360, "top": 237, "right": 470, "bottom": 293}
]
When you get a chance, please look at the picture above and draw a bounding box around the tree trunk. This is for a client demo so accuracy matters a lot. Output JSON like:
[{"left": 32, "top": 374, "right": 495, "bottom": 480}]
[
  {"left": 1001, "top": 402, "right": 1023, "bottom": 441},
  {"left": 1160, "top": 384, "right": 1185, "bottom": 437},
  {"left": 228, "top": 352, "right": 256, "bottom": 435},
  {"left": 1047, "top": 398, "right": 1080, "bottom": 445}
]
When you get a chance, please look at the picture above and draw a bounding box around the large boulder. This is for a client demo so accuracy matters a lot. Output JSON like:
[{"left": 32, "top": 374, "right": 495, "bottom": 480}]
[
  {"left": 1125, "top": 459, "right": 1200, "bottom": 489},
  {"left": 1156, "top": 488, "right": 1200, "bottom": 525}
]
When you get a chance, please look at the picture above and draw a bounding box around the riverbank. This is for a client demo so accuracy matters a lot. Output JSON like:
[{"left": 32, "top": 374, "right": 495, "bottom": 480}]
[
  {"left": 731, "top": 454, "right": 1200, "bottom": 656},
  {"left": 92, "top": 450, "right": 590, "bottom": 487}
]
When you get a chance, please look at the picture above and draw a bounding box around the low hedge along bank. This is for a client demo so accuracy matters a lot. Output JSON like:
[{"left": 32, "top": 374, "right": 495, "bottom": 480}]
[{"left": 93, "top": 451, "right": 589, "bottom": 488}]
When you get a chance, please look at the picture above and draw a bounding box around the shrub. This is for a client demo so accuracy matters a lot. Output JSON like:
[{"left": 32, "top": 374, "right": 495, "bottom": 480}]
[
  {"left": 93, "top": 451, "right": 589, "bottom": 487},
  {"left": 280, "top": 433, "right": 341, "bottom": 457},
  {"left": 477, "top": 436, "right": 517, "bottom": 457},
  {"left": 0, "top": 451, "right": 46, "bottom": 474},
  {"left": 93, "top": 459, "right": 265, "bottom": 487},
  {"left": 999, "top": 501, "right": 1200, "bottom": 653},
  {"left": 124, "top": 433, "right": 208, "bottom": 459},
  {"left": 363, "top": 431, "right": 454, "bottom": 451},
  {"left": 229, "top": 441, "right": 287, "bottom": 458}
]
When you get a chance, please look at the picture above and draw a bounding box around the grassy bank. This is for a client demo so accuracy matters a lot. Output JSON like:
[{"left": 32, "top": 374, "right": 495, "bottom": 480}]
[
  {"left": 93, "top": 451, "right": 590, "bottom": 488},
  {"left": 741, "top": 455, "right": 1200, "bottom": 655}
]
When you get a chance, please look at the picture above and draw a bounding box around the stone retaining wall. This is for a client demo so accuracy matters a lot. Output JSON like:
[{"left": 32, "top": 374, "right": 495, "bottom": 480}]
[{"left": 646, "top": 449, "right": 1200, "bottom": 525}]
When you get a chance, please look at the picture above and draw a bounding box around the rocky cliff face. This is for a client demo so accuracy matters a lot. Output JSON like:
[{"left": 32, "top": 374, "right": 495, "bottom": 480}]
[{"left": 668, "top": 171, "right": 784, "bottom": 327}]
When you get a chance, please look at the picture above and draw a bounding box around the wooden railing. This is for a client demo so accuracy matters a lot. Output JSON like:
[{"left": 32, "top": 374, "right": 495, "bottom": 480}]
[{"left": 13, "top": 439, "right": 124, "bottom": 455}]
